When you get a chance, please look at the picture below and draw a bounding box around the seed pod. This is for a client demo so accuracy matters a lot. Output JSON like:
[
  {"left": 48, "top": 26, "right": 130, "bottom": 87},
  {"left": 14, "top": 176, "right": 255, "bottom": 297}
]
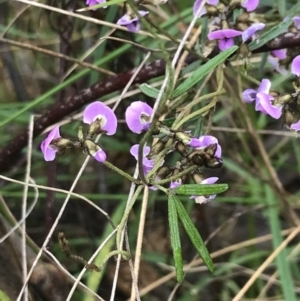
[{"left": 156, "top": 166, "right": 172, "bottom": 179}]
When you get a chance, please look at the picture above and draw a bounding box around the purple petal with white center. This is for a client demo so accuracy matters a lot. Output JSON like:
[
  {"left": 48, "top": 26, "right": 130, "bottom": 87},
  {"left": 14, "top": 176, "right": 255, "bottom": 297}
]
[
  {"left": 255, "top": 93, "right": 283, "bottom": 119},
  {"left": 83, "top": 101, "right": 117, "bottom": 135},
  {"left": 93, "top": 149, "right": 107, "bottom": 162},
  {"left": 291, "top": 55, "right": 300, "bottom": 77},
  {"left": 208, "top": 29, "right": 243, "bottom": 40},
  {"left": 125, "top": 101, "right": 153, "bottom": 134},
  {"left": 257, "top": 78, "right": 271, "bottom": 94},
  {"left": 242, "top": 23, "right": 265, "bottom": 42},
  {"left": 190, "top": 177, "right": 219, "bottom": 204},
  {"left": 242, "top": 89, "right": 257, "bottom": 103},
  {"left": 219, "top": 38, "right": 234, "bottom": 51},
  {"left": 293, "top": 16, "right": 300, "bottom": 29},
  {"left": 290, "top": 120, "right": 300, "bottom": 131},
  {"left": 41, "top": 127, "right": 61, "bottom": 161},
  {"left": 271, "top": 49, "right": 287, "bottom": 59},
  {"left": 241, "top": 0, "right": 259, "bottom": 12}
]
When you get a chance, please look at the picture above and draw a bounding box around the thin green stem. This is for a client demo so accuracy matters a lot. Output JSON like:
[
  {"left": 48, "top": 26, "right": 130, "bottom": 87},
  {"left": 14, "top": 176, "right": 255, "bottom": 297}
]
[
  {"left": 100, "top": 249, "right": 130, "bottom": 267},
  {"left": 151, "top": 166, "right": 197, "bottom": 185},
  {"left": 116, "top": 185, "right": 144, "bottom": 250},
  {"left": 104, "top": 161, "right": 141, "bottom": 184}
]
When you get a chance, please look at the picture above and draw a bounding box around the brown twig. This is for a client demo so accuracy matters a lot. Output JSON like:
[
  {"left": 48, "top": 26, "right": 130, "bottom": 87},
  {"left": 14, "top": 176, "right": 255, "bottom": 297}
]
[{"left": 0, "top": 32, "right": 300, "bottom": 173}]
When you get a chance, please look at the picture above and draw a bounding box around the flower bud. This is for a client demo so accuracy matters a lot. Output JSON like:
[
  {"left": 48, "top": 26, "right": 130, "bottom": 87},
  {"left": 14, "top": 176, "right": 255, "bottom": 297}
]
[
  {"left": 147, "top": 140, "right": 165, "bottom": 159},
  {"left": 273, "top": 93, "right": 293, "bottom": 106},
  {"left": 156, "top": 166, "right": 172, "bottom": 179},
  {"left": 175, "top": 142, "right": 189, "bottom": 156}
]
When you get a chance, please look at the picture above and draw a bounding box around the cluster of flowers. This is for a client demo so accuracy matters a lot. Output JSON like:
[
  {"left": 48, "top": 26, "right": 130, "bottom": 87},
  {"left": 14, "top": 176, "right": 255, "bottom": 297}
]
[
  {"left": 86, "top": 0, "right": 167, "bottom": 33},
  {"left": 242, "top": 55, "right": 300, "bottom": 130},
  {"left": 41, "top": 101, "right": 223, "bottom": 204}
]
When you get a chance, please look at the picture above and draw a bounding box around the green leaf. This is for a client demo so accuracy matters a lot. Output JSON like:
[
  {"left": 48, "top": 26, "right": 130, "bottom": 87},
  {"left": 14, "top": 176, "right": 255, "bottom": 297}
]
[
  {"left": 171, "top": 46, "right": 238, "bottom": 98},
  {"left": 277, "top": 0, "right": 286, "bottom": 17},
  {"left": 168, "top": 195, "right": 183, "bottom": 283},
  {"left": 139, "top": 83, "right": 160, "bottom": 98},
  {"left": 264, "top": 185, "right": 297, "bottom": 301},
  {"left": 249, "top": 19, "right": 293, "bottom": 51},
  {"left": 172, "top": 184, "right": 228, "bottom": 196},
  {"left": 173, "top": 196, "right": 214, "bottom": 272}
]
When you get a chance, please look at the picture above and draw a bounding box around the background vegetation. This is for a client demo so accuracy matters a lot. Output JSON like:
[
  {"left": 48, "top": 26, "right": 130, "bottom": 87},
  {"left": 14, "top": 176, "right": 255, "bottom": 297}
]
[{"left": 1, "top": 0, "right": 300, "bottom": 300}]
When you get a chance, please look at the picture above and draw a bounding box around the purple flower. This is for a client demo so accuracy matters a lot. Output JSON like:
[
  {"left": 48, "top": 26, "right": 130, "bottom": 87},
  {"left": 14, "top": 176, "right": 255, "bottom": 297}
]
[
  {"left": 196, "top": 135, "right": 222, "bottom": 158},
  {"left": 293, "top": 16, "right": 300, "bottom": 29},
  {"left": 208, "top": 29, "right": 243, "bottom": 51},
  {"left": 130, "top": 144, "right": 154, "bottom": 175},
  {"left": 93, "top": 148, "right": 107, "bottom": 162},
  {"left": 271, "top": 49, "right": 287, "bottom": 60},
  {"left": 290, "top": 120, "right": 300, "bottom": 131},
  {"left": 86, "top": 0, "right": 107, "bottom": 10},
  {"left": 125, "top": 101, "right": 153, "bottom": 134},
  {"left": 242, "top": 23, "right": 265, "bottom": 42},
  {"left": 41, "top": 127, "right": 61, "bottom": 161},
  {"left": 242, "top": 79, "right": 283, "bottom": 119},
  {"left": 83, "top": 101, "right": 117, "bottom": 135},
  {"left": 241, "top": 0, "right": 259, "bottom": 12},
  {"left": 117, "top": 10, "right": 148, "bottom": 33},
  {"left": 190, "top": 177, "right": 219, "bottom": 204},
  {"left": 193, "top": 0, "right": 219, "bottom": 18},
  {"left": 291, "top": 55, "right": 300, "bottom": 77}
]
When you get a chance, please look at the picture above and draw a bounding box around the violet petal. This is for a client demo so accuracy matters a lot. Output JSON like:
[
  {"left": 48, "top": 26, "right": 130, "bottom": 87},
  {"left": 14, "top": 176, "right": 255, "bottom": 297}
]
[
  {"left": 125, "top": 101, "right": 153, "bottom": 134},
  {"left": 291, "top": 55, "right": 300, "bottom": 76},
  {"left": 83, "top": 101, "right": 117, "bottom": 135},
  {"left": 241, "top": 0, "right": 259, "bottom": 12},
  {"left": 40, "top": 127, "right": 61, "bottom": 161},
  {"left": 242, "top": 89, "right": 257, "bottom": 103},
  {"left": 242, "top": 23, "right": 265, "bottom": 42}
]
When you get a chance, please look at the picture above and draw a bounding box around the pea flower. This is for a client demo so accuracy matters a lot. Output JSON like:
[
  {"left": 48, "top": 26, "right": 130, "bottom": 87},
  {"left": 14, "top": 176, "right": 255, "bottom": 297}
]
[
  {"left": 191, "top": 177, "right": 219, "bottom": 204},
  {"left": 208, "top": 29, "right": 243, "bottom": 51},
  {"left": 41, "top": 127, "right": 62, "bottom": 161},
  {"left": 83, "top": 101, "right": 117, "bottom": 136},
  {"left": 125, "top": 101, "right": 153, "bottom": 134},
  {"left": 130, "top": 144, "right": 155, "bottom": 176},
  {"left": 117, "top": 10, "right": 149, "bottom": 33},
  {"left": 86, "top": 0, "right": 107, "bottom": 10},
  {"left": 291, "top": 55, "right": 300, "bottom": 77},
  {"left": 242, "top": 23, "right": 265, "bottom": 42},
  {"left": 242, "top": 79, "right": 283, "bottom": 119},
  {"left": 84, "top": 139, "right": 107, "bottom": 162},
  {"left": 241, "top": 0, "right": 259, "bottom": 12},
  {"left": 196, "top": 135, "right": 222, "bottom": 158},
  {"left": 193, "top": 0, "right": 219, "bottom": 18}
]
